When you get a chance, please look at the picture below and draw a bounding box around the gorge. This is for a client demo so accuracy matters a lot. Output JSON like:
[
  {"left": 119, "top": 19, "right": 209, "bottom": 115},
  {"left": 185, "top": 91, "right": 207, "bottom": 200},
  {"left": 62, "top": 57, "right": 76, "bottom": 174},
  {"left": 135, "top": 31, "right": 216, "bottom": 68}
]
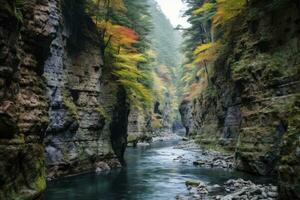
[{"left": 0, "top": 0, "right": 299, "bottom": 200}]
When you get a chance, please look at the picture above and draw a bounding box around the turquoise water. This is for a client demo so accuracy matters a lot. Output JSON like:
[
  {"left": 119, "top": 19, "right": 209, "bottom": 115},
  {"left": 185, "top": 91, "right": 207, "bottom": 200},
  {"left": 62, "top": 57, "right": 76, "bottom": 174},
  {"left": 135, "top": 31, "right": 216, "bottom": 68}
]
[{"left": 45, "top": 139, "right": 271, "bottom": 200}]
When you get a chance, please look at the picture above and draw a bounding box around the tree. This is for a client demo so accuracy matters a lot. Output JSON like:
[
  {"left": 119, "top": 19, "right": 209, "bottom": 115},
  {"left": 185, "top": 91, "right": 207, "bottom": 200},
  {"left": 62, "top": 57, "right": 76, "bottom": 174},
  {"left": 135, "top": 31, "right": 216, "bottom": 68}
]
[
  {"left": 90, "top": 0, "right": 154, "bottom": 109},
  {"left": 192, "top": 42, "right": 220, "bottom": 83}
]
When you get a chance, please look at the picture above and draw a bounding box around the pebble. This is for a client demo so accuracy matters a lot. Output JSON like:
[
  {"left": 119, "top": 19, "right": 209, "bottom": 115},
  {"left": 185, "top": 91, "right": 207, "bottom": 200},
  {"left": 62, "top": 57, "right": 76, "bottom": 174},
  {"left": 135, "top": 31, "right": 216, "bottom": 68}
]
[
  {"left": 179, "top": 178, "right": 278, "bottom": 200},
  {"left": 267, "top": 192, "right": 278, "bottom": 198}
]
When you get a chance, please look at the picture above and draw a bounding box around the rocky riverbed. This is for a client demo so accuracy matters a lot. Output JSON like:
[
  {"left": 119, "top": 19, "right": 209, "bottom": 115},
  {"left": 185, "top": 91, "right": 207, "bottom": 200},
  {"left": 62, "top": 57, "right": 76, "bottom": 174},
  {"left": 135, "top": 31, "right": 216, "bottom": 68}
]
[
  {"left": 174, "top": 140, "right": 277, "bottom": 199},
  {"left": 174, "top": 140, "right": 234, "bottom": 169},
  {"left": 176, "top": 178, "right": 278, "bottom": 200}
]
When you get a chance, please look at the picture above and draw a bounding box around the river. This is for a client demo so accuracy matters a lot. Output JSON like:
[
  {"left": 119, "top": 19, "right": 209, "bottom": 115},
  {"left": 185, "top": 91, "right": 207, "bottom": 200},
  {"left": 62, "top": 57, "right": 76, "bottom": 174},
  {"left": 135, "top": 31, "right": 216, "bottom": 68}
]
[{"left": 45, "top": 137, "right": 271, "bottom": 200}]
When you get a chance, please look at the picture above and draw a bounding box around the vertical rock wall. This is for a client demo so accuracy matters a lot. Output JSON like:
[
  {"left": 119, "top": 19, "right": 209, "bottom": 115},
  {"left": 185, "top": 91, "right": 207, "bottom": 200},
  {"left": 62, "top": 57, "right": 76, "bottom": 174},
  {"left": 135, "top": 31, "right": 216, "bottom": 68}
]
[
  {"left": 127, "top": 108, "right": 151, "bottom": 146},
  {"left": 42, "top": 1, "right": 129, "bottom": 178},
  {"left": 0, "top": 0, "right": 130, "bottom": 198},
  {"left": 127, "top": 98, "right": 174, "bottom": 146},
  {"left": 0, "top": 0, "right": 58, "bottom": 198},
  {"left": 180, "top": 0, "right": 300, "bottom": 199},
  {"left": 179, "top": 100, "right": 194, "bottom": 136}
]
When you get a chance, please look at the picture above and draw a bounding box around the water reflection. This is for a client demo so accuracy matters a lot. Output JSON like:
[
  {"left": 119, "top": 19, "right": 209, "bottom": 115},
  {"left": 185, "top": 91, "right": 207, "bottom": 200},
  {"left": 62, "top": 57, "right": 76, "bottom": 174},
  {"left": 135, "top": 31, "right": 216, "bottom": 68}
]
[{"left": 45, "top": 139, "right": 272, "bottom": 200}]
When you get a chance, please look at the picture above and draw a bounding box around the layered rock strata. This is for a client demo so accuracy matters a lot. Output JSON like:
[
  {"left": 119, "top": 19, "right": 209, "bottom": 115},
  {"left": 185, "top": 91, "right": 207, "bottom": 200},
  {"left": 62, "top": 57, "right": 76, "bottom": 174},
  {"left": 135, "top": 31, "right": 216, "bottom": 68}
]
[
  {"left": 0, "top": 0, "right": 130, "bottom": 198},
  {"left": 42, "top": 0, "right": 129, "bottom": 178},
  {"left": 0, "top": 0, "right": 56, "bottom": 198},
  {"left": 180, "top": 0, "right": 300, "bottom": 199}
]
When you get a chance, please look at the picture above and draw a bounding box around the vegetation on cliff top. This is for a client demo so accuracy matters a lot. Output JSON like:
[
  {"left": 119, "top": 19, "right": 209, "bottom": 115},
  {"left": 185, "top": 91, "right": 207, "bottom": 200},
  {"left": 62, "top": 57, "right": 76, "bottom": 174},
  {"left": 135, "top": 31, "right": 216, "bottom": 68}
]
[
  {"left": 180, "top": 0, "right": 247, "bottom": 101},
  {"left": 83, "top": 0, "right": 182, "bottom": 131},
  {"left": 180, "top": 0, "right": 293, "bottom": 102},
  {"left": 86, "top": 0, "right": 153, "bottom": 109}
]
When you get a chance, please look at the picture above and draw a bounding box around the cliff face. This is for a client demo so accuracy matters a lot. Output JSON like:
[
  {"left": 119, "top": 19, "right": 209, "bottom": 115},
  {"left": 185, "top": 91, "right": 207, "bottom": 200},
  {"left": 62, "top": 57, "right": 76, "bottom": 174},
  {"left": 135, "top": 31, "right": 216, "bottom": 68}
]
[
  {"left": 179, "top": 100, "right": 194, "bottom": 136},
  {"left": 127, "top": 100, "right": 173, "bottom": 146},
  {"left": 0, "top": 0, "right": 54, "bottom": 198},
  {"left": 43, "top": 0, "right": 129, "bottom": 178},
  {"left": 127, "top": 108, "right": 152, "bottom": 146},
  {"left": 0, "top": 0, "right": 129, "bottom": 198},
  {"left": 180, "top": 0, "right": 300, "bottom": 199}
]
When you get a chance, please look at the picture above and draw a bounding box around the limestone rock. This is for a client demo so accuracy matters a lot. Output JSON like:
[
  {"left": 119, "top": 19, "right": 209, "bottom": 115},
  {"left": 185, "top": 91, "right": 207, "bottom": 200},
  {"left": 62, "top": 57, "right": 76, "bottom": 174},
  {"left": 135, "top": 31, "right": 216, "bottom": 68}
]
[{"left": 179, "top": 1, "right": 300, "bottom": 198}]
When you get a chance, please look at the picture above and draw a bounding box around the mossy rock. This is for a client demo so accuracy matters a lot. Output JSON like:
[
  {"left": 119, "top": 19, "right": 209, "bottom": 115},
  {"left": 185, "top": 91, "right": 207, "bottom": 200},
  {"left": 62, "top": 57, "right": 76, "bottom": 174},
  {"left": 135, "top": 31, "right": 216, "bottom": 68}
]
[
  {"left": 185, "top": 180, "right": 200, "bottom": 187},
  {"left": 127, "top": 134, "right": 139, "bottom": 144},
  {"left": 0, "top": 143, "right": 46, "bottom": 199},
  {"left": 62, "top": 98, "right": 79, "bottom": 120}
]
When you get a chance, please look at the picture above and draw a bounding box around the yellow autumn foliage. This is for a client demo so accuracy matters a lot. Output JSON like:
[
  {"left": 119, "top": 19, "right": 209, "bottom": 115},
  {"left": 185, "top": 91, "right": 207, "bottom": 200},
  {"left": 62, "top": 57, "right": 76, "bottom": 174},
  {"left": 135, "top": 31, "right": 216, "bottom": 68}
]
[
  {"left": 192, "top": 42, "right": 220, "bottom": 64},
  {"left": 213, "top": 0, "right": 246, "bottom": 26},
  {"left": 153, "top": 72, "right": 167, "bottom": 101},
  {"left": 92, "top": 0, "right": 126, "bottom": 12},
  {"left": 185, "top": 82, "right": 208, "bottom": 101},
  {"left": 193, "top": 2, "right": 215, "bottom": 16},
  {"left": 118, "top": 79, "right": 153, "bottom": 108},
  {"left": 112, "top": 50, "right": 152, "bottom": 108}
]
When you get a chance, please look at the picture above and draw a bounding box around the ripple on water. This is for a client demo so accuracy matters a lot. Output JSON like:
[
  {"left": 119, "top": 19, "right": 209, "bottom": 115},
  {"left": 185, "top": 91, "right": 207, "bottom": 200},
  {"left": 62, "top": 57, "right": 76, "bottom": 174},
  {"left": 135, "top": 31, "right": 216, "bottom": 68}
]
[{"left": 45, "top": 140, "right": 272, "bottom": 200}]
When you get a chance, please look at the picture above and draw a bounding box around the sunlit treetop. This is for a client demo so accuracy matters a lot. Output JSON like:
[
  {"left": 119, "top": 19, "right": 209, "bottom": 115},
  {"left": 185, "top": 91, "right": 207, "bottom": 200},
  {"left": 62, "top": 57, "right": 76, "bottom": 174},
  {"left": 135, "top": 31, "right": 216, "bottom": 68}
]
[
  {"left": 95, "top": 20, "right": 139, "bottom": 49},
  {"left": 192, "top": 42, "right": 220, "bottom": 64},
  {"left": 92, "top": 0, "right": 126, "bottom": 12},
  {"left": 193, "top": 2, "right": 216, "bottom": 16},
  {"left": 213, "top": 0, "right": 246, "bottom": 26}
]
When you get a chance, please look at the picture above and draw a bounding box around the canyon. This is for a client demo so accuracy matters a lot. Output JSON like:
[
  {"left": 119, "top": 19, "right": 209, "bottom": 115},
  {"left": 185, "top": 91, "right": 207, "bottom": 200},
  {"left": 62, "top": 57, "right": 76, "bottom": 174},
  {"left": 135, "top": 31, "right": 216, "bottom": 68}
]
[{"left": 0, "top": 0, "right": 299, "bottom": 199}]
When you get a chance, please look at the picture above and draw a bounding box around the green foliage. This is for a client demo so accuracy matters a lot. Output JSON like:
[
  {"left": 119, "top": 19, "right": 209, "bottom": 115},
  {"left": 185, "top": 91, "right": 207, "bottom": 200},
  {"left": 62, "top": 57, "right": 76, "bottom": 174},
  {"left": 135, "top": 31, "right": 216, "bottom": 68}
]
[
  {"left": 180, "top": 0, "right": 216, "bottom": 101},
  {"left": 232, "top": 54, "right": 285, "bottom": 82},
  {"left": 148, "top": 0, "right": 182, "bottom": 122},
  {"left": 15, "top": 0, "right": 23, "bottom": 22},
  {"left": 202, "top": 86, "right": 217, "bottom": 99},
  {"left": 90, "top": 0, "right": 154, "bottom": 110},
  {"left": 118, "top": 79, "right": 152, "bottom": 108},
  {"left": 149, "top": 0, "right": 182, "bottom": 69},
  {"left": 112, "top": 51, "right": 152, "bottom": 108},
  {"left": 180, "top": 0, "right": 246, "bottom": 101}
]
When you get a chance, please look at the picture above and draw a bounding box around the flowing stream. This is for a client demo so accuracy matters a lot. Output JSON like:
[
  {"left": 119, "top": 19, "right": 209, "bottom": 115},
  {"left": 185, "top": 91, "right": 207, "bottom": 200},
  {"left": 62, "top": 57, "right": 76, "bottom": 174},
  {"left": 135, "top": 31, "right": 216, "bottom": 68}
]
[{"left": 45, "top": 136, "right": 271, "bottom": 200}]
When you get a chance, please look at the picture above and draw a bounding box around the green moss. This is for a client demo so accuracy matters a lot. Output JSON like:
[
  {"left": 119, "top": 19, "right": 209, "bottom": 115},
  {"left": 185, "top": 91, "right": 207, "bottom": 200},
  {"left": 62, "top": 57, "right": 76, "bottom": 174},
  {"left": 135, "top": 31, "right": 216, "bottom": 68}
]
[
  {"left": 9, "top": 134, "right": 25, "bottom": 144},
  {"left": 281, "top": 155, "right": 298, "bottom": 165},
  {"left": 232, "top": 54, "right": 286, "bottom": 82},
  {"left": 62, "top": 98, "right": 79, "bottom": 120},
  {"left": 185, "top": 180, "right": 200, "bottom": 187},
  {"left": 95, "top": 106, "right": 107, "bottom": 119},
  {"left": 193, "top": 122, "right": 236, "bottom": 154},
  {"left": 127, "top": 134, "right": 139, "bottom": 143},
  {"left": 196, "top": 138, "right": 233, "bottom": 154},
  {"left": 34, "top": 176, "right": 46, "bottom": 192}
]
